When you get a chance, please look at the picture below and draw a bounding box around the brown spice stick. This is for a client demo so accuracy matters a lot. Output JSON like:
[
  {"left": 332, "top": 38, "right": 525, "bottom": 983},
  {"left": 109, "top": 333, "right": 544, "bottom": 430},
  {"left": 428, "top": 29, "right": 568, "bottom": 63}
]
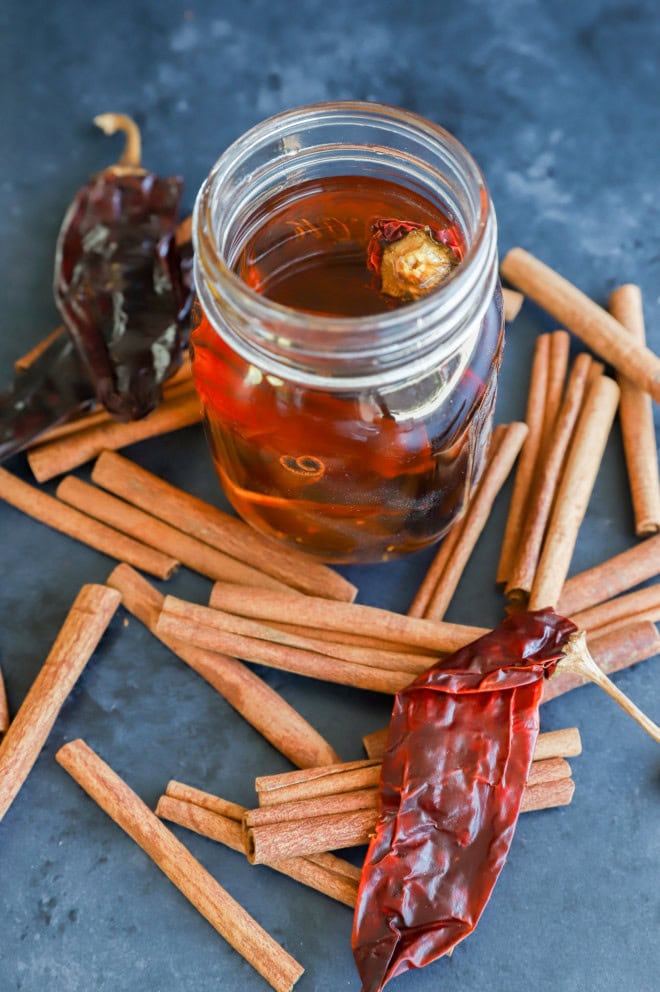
[
  {"left": 0, "top": 586, "right": 120, "bottom": 821},
  {"left": 161, "top": 595, "right": 430, "bottom": 675},
  {"left": 506, "top": 353, "right": 593, "bottom": 603},
  {"left": 93, "top": 451, "right": 356, "bottom": 602},
  {"left": 363, "top": 724, "right": 582, "bottom": 763},
  {"left": 208, "top": 582, "right": 487, "bottom": 653},
  {"left": 500, "top": 248, "right": 660, "bottom": 401},
  {"left": 609, "top": 284, "right": 660, "bottom": 535},
  {"left": 30, "top": 376, "right": 195, "bottom": 447},
  {"left": 56, "top": 740, "right": 303, "bottom": 992},
  {"left": 542, "top": 331, "right": 571, "bottom": 450},
  {"left": 542, "top": 620, "right": 660, "bottom": 703},
  {"left": 246, "top": 777, "right": 574, "bottom": 864},
  {"left": 0, "top": 666, "right": 10, "bottom": 735},
  {"left": 497, "top": 334, "right": 551, "bottom": 584},
  {"left": 156, "top": 608, "right": 412, "bottom": 695},
  {"left": 422, "top": 422, "right": 528, "bottom": 620},
  {"left": 14, "top": 325, "right": 66, "bottom": 372},
  {"left": 270, "top": 621, "right": 436, "bottom": 657},
  {"left": 502, "top": 287, "right": 524, "bottom": 322},
  {"left": 0, "top": 468, "right": 177, "bottom": 579},
  {"left": 557, "top": 533, "right": 660, "bottom": 615},
  {"left": 107, "top": 565, "right": 339, "bottom": 769},
  {"left": 571, "top": 585, "right": 660, "bottom": 639},
  {"left": 28, "top": 391, "right": 203, "bottom": 483},
  {"left": 529, "top": 375, "right": 620, "bottom": 609},
  {"left": 408, "top": 424, "right": 508, "bottom": 618},
  {"left": 156, "top": 794, "right": 359, "bottom": 909},
  {"left": 256, "top": 758, "right": 382, "bottom": 807},
  {"left": 59, "top": 477, "right": 289, "bottom": 592}
]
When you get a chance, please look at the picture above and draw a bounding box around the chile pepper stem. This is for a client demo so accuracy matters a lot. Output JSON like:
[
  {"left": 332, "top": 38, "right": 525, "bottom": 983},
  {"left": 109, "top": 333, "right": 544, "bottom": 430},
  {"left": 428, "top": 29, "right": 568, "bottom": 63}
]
[
  {"left": 93, "top": 113, "right": 142, "bottom": 169},
  {"left": 557, "top": 631, "right": 660, "bottom": 743}
]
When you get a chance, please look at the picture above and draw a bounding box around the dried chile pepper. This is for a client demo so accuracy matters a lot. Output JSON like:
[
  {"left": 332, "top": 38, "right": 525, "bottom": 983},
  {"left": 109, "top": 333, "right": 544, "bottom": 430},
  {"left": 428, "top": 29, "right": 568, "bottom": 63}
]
[
  {"left": 0, "top": 113, "right": 192, "bottom": 463},
  {"left": 352, "top": 608, "right": 577, "bottom": 992},
  {"left": 366, "top": 218, "right": 462, "bottom": 301}
]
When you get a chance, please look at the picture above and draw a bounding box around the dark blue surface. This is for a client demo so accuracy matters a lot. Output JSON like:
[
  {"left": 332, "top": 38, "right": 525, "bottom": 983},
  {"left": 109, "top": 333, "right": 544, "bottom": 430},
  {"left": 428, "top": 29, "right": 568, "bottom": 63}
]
[{"left": 1, "top": 2, "right": 658, "bottom": 990}]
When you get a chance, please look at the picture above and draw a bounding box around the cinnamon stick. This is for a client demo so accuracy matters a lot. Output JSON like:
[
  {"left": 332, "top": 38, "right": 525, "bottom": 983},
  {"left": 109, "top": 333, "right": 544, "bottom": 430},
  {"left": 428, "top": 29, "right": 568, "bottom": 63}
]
[
  {"left": 420, "top": 422, "right": 528, "bottom": 620},
  {"left": 59, "top": 477, "right": 290, "bottom": 592},
  {"left": 14, "top": 325, "right": 65, "bottom": 372},
  {"left": 529, "top": 374, "right": 620, "bottom": 609},
  {"left": 256, "top": 758, "right": 382, "bottom": 807},
  {"left": 161, "top": 595, "right": 430, "bottom": 675},
  {"left": 93, "top": 451, "right": 357, "bottom": 602},
  {"left": 557, "top": 533, "right": 660, "bottom": 615},
  {"left": 542, "top": 620, "right": 660, "bottom": 703},
  {"left": 107, "top": 565, "right": 340, "bottom": 769},
  {"left": 500, "top": 248, "right": 660, "bottom": 401},
  {"left": 0, "top": 467, "right": 178, "bottom": 579},
  {"left": 497, "top": 334, "right": 551, "bottom": 583},
  {"left": 28, "top": 390, "right": 203, "bottom": 482},
  {"left": 156, "top": 606, "right": 412, "bottom": 695},
  {"left": 502, "top": 287, "right": 524, "bottom": 322},
  {"left": 409, "top": 424, "right": 508, "bottom": 617},
  {"left": 208, "top": 582, "right": 487, "bottom": 653},
  {"left": 246, "top": 775, "right": 575, "bottom": 864},
  {"left": 0, "top": 666, "right": 10, "bottom": 735},
  {"left": 0, "top": 586, "right": 120, "bottom": 821},
  {"left": 609, "top": 284, "right": 660, "bottom": 535},
  {"left": 56, "top": 740, "right": 303, "bottom": 992},
  {"left": 156, "top": 793, "right": 359, "bottom": 909},
  {"left": 363, "top": 724, "right": 582, "bottom": 763},
  {"left": 541, "top": 330, "right": 571, "bottom": 450},
  {"left": 506, "top": 354, "right": 593, "bottom": 603},
  {"left": 269, "top": 621, "right": 436, "bottom": 657},
  {"left": 571, "top": 585, "right": 660, "bottom": 640}
]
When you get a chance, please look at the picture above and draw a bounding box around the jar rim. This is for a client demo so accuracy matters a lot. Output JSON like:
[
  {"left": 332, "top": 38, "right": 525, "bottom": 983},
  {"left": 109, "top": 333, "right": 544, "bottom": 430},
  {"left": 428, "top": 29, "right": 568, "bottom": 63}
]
[{"left": 193, "top": 100, "right": 492, "bottom": 337}]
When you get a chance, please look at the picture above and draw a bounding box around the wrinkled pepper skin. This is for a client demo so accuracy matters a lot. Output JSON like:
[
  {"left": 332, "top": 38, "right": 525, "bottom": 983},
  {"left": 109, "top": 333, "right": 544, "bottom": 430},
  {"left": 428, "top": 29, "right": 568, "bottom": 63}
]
[
  {"left": 54, "top": 169, "right": 191, "bottom": 421},
  {"left": 352, "top": 609, "right": 577, "bottom": 992}
]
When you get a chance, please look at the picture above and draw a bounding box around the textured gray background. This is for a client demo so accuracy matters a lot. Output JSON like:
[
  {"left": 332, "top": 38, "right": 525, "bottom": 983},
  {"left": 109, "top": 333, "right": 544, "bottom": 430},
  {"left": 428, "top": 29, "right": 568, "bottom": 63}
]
[{"left": 0, "top": 1, "right": 659, "bottom": 990}]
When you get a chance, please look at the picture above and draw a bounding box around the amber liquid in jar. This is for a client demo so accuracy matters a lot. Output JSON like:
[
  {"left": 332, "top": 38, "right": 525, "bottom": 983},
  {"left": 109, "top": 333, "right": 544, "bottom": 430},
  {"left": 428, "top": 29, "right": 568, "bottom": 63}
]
[{"left": 192, "top": 175, "right": 503, "bottom": 563}]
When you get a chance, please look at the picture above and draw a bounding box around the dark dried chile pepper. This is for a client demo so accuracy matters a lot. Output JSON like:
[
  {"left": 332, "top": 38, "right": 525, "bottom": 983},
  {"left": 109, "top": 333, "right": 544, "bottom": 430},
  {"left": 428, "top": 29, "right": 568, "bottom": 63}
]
[
  {"left": 0, "top": 113, "right": 192, "bottom": 463},
  {"left": 352, "top": 608, "right": 577, "bottom": 992}
]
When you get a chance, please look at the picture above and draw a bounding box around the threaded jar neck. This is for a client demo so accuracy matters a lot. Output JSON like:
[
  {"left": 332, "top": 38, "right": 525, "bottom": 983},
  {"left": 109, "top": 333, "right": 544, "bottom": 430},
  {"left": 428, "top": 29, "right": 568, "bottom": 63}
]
[{"left": 193, "top": 101, "right": 498, "bottom": 390}]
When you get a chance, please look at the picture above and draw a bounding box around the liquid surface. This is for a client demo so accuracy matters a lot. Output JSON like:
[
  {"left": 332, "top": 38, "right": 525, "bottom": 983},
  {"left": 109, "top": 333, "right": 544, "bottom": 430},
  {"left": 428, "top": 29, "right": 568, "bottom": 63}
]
[
  {"left": 234, "top": 175, "right": 464, "bottom": 316},
  {"left": 193, "top": 175, "right": 502, "bottom": 563}
]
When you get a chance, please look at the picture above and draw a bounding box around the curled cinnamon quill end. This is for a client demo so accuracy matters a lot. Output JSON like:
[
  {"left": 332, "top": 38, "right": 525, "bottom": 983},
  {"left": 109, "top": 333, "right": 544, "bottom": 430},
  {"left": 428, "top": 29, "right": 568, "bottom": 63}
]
[
  {"left": 557, "top": 630, "right": 660, "bottom": 742},
  {"left": 94, "top": 112, "right": 143, "bottom": 170}
]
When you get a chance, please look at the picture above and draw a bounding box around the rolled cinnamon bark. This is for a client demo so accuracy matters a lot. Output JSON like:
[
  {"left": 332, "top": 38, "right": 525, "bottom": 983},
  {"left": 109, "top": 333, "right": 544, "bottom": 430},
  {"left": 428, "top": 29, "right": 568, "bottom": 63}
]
[
  {"left": 56, "top": 740, "right": 304, "bottom": 992},
  {"left": 208, "top": 583, "right": 487, "bottom": 653},
  {"left": 256, "top": 758, "right": 382, "bottom": 807},
  {"left": 59, "top": 477, "right": 290, "bottom": 591},
  {"left": 420, "top": 422, "right": 528, "bottom": 620},
  {"left": 497, "top": 334, "right": 551, "bottom": 583},
  {"left": 14, "top": 325, "right": 66, "bottom": 372},
  {"left": 609, "top": 284, "right": 660, "bottom": 535},
  {"left": 506, "top": 354, "right": 593, "bottom": 603},
  {"left": 502, "top": 287, "right": 524, "bottom": 322},
  {"left": 93, "top": 451, "right": 356, "bottom": 602},
  {"left": 529, "top": 375, "right": 620, "bottom": 609},
  {"left": 363, "top": 724, "right": 582, "bottom": 763},
  {"left": 28, "top": 390, "right": 203, "bottom": 482},
  {"left": 570, "top": 586, "right": 660, "bottom": 640},
  {"left": 107, "top": 565, "right": 340, "bottom": 769},
  {"left": 500, "top": 248, "right": 660, "bottom": 401},
  {"left": 246, "top": 775, "right": 575, "bottom": 865},
  {"left": 542, "top": 330, "right": 571, "bottom": 450},
  {"left": 157, "top": 789, "right": 359, "bottom": 909},
  {"left": 0, "top": 586, "right": 120, "bottom": 821},
  {"left": 542, "top": 620, "right": 660, "bottom": 703},
  {"left": 0, "top": 468, "right": 178, "bottom": 579},
  {"left": 557, "top": 534, "right": 660, "bottom": 615},
  {"left": 0, "top": 666, "right": 10, "bottom": 735}
]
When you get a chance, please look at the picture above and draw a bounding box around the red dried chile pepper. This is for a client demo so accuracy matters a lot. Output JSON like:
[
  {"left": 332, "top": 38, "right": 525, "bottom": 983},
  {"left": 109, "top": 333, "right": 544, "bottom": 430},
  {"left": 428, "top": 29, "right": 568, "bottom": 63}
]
[
  {"left": 0, "top": 114, "right": 192, "bottom": 463},
  {"left": 352, "top": 608, "right": 577, "bottom": 992}
]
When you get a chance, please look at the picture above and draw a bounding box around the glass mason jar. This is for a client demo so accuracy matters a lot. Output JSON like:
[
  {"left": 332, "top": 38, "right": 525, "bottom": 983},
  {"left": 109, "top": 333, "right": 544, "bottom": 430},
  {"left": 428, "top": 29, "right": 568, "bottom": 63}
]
[{"left": 191, "top": 101, "right": 503, "bottom": 564}]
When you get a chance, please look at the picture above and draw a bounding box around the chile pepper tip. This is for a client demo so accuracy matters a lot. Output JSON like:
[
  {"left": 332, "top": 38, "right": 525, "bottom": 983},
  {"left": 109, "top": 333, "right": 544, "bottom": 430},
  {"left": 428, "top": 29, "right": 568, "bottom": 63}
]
[{"left": 93, "top": 112, "right": 142, "bottom": 170}]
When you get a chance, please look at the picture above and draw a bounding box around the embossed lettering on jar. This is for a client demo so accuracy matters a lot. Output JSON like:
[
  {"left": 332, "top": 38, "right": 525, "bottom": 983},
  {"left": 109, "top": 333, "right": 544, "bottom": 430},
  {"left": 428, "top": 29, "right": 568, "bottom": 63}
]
[{"left": 192, "top": 102, "right": 503, "bottom": 563}]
